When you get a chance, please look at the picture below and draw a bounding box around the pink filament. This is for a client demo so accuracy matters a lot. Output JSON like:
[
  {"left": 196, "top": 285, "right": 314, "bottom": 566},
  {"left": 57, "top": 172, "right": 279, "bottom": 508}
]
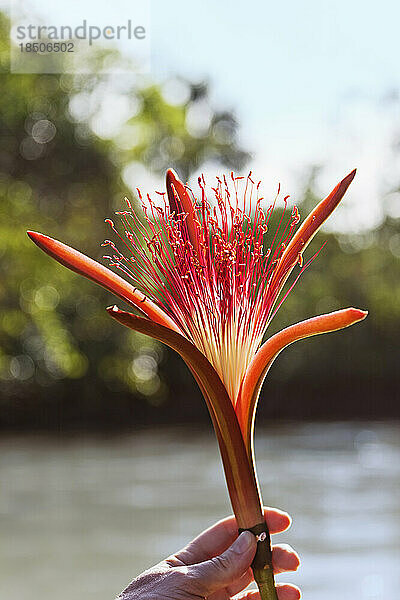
[{"left": 104, "top": 174, "right": 303, "bottom": 402}]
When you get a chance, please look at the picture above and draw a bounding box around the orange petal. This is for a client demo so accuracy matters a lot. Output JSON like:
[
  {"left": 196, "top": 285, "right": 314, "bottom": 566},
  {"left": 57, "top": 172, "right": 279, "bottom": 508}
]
[
  {"left": 166, "top": 169, "right": 201, "bottom": 254},
  {"left": 269, "top": 170, "right": 356, "bottom": 302},
  {"left": 237, "top": 307, "right": 368, "bottom": 454},
  {"left": 107, "top": 305, "right": 264, "bottom": 529},
  {"left": 27, "top": 231, "right": 181, "bottom": 332}
]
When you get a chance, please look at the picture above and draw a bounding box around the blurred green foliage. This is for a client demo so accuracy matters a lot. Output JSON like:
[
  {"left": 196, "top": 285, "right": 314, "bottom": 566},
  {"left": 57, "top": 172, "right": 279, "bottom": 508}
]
[
  {"left": 263, "top": 181, "right": 400, "bottom": 420},
  {"left": 0, "top": 12, "right": 249, "bottom": 427},
  {"left": 0, "top": 12, "right": 398, "bottom": 428}
]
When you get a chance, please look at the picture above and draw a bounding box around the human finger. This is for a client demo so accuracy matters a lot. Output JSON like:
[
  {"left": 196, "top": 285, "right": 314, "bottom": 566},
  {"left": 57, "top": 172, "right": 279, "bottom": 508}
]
[
  {"left": 208, "top": 542, "right": 300, "bottom": 599},
  {"left": 186, "top": 531, "right": 256, "bottom": 597},
  {"left": 272, "top": 544, "right": 300, "bottom": 574},
  {"left": 235, "top": 582, "right": 301, "bottom": 600},
  {"left": 174, "top": 507, "right": 291, "bottom": 565}
]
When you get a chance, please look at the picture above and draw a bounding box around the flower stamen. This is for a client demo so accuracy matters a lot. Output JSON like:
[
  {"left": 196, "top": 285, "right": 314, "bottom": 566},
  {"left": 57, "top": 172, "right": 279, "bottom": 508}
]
[{"left": 105, "top": 174, "right": 302, "bottom": 403}]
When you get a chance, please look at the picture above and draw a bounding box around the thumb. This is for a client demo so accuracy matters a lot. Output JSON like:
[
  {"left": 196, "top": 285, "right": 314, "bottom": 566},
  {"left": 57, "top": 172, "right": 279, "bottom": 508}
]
[{"left": 188, "top": 531, "right": 257, "bottom": 596}]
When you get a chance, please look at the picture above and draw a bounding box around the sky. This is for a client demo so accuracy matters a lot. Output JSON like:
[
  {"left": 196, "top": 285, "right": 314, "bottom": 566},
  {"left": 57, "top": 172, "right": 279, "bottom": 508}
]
[{"left": 5, "top": 0, "right": 400, "bottom": 231}]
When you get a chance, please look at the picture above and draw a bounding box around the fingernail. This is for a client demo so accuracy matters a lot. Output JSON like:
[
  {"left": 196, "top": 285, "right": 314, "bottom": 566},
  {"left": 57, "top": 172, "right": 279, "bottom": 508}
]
[{"left": 233, "top": 531, "right": 254, "bottom": 554}]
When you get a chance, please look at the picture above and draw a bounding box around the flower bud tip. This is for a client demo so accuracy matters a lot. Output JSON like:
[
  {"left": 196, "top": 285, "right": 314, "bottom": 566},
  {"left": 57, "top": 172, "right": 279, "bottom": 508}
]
[{"left": 351, "top": 307, "right": 368, "bottom": 321}]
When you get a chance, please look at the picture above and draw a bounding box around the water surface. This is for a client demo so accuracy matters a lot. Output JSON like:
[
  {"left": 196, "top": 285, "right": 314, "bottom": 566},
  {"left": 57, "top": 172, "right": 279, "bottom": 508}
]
[{"left": 1, "top": 422, "right": 399, "bottom": 600}]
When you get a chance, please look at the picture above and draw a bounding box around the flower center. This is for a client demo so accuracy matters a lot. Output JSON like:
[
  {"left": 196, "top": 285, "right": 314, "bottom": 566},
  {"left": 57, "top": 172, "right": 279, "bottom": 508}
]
[{"left": 103, "top": 173, "right": 300, "bottom": 404}]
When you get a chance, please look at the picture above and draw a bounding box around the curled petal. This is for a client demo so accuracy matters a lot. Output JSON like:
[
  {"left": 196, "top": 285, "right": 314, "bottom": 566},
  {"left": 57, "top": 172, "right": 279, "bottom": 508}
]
[
  {"left": 237, "top": 307, "right": 368, "bottom": 453},
  {"left": 106, "top": 305, "right": 264, "bottom": 529},
  {"left": 166, "top": 169, "right": 201, "bottom": 254},
  {"left": 27, "top": 231, "right": 181, "bottom": 332},
  {"left": 269, "top": 170, "right": 356, "bottom": 303}
]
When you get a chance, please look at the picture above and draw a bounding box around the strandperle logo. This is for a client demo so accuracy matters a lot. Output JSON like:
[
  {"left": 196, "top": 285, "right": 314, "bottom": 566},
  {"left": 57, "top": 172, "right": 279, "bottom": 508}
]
[{"left": 15, "top": 19, "right": 146, "bottom": 45}]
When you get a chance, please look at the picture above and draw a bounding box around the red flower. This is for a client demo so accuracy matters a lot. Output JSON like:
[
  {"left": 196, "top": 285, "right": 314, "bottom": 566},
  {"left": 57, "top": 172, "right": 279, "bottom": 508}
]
[{"left": 28, "top": 168, "right": 367, "bottom": 599}]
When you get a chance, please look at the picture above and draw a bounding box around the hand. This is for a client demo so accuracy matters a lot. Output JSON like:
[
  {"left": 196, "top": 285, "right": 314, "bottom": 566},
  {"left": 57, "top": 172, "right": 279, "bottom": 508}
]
[{"left": 116, "top": 507, "right": 301, "bottom": 600}]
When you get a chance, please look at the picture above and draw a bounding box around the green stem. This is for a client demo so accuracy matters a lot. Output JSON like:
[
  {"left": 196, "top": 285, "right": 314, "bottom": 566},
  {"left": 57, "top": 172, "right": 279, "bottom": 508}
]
[
  {"left": 239, "top": 523, "right": 278, "bottom": 600},
  {"left": 253, "top": 565, "right": 278, "bottom": 600}
]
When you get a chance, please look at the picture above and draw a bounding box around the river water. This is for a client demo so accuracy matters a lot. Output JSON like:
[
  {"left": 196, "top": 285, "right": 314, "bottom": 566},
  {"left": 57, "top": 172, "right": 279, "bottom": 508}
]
[{"left": 1, "top": 422, "right": 399, "bottom": 600}]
